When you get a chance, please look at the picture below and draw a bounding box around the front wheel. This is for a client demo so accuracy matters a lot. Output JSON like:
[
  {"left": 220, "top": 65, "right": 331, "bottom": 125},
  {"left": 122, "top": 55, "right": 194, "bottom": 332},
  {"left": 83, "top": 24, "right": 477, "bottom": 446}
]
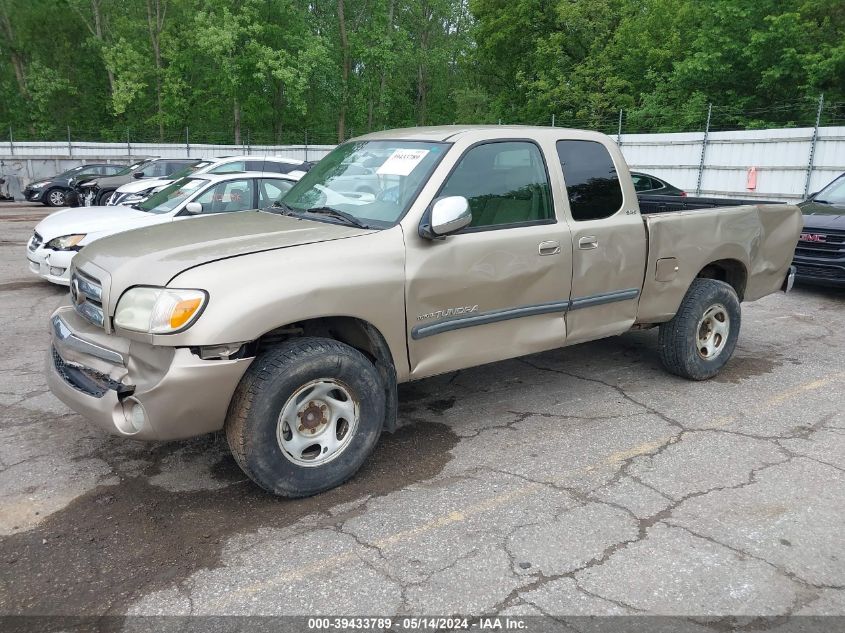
[
  {"left": 225, "top": 337, "right": 385, "bottom": 497},
  {"left": 96, "top": 190, "right": 113, "bottom": 206},
  {"left": 658, "top": 278, "right": 741, "bottom": 380},
  {"left": 45, "top": 188, "right": 67, "bottom": 207}
]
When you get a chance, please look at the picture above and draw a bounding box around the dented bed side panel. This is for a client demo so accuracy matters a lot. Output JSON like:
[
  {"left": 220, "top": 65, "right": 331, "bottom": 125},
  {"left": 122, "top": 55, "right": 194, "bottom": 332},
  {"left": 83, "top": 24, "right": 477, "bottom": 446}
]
[
  {"left": 636, "top": 204, "right": 802, "bottom": 324},
  {"left": 745, "top": 204, "right": 804, "bottom": 301}
]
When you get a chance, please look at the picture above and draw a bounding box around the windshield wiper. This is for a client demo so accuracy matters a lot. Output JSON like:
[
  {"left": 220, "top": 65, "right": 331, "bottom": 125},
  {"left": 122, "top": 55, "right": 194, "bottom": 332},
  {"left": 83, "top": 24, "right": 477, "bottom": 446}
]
[
  {"left": 263, "top": 200, "right": 297, "bottom": 215},
  {"left": 813, "top": 199, "right": 831, "bottom": 204},
  {"left": 301, "top": 206, "right": 370, "bottom": 229}
]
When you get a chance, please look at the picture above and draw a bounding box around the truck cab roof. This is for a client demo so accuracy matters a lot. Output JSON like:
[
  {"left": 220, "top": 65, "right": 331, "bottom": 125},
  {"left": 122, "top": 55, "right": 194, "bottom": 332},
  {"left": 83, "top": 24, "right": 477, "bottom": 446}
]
[{"left": 356, "top": 125, "right": 610, "bottom": 143}]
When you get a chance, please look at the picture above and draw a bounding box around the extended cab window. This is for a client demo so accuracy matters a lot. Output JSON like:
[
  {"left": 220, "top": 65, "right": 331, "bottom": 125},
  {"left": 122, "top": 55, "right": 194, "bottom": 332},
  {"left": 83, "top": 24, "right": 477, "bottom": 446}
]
[
  {"left": 556, "top": 140, "right": 623, "bottom": 221},
  {"left": 440, "top": 141, "right": 552, "bottom": 229}
]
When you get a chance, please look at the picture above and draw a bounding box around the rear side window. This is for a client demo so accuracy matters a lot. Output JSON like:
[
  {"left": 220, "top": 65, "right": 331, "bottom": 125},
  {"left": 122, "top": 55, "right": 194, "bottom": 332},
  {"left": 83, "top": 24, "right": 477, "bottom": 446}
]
[
  {"left": 556, "top": 140, "right": 623, "bottom": 221},
  {"left": 265, "top": 161, "right": 303, "bottom": 174},
  {"left": 258, "top": 178, "right": 293, "bottom": 206}
]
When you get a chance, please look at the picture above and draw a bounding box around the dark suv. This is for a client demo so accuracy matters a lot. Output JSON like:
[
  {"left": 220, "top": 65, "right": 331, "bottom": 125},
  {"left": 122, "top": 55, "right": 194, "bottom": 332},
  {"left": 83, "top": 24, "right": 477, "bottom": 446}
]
[
  {"left": 793, "top": 173, "right": 845, "bottom": 287},
  {"left": 23, "top": 164, "right": 126, "bottom": 207},
  {"left": 74, "top": 158, "right": 201, "bottom": 206}
]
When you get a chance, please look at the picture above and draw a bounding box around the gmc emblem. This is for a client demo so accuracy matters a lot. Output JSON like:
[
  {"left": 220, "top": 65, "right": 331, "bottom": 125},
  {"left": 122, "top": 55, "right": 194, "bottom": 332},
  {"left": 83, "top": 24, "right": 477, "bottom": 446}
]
[{"left": 800, "top": 233, "right": 826, "bottom": 243}]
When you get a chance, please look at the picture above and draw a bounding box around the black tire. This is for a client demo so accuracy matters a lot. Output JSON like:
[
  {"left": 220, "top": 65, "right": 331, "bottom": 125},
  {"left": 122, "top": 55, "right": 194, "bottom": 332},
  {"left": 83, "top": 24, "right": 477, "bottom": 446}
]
[
  {"left": 44, "top": 188, "right": 67, "bottom": 207},
  {"left": 658, "top": 278, "right": 741, "bottom": 380},
  {"left": 96, "top": 189, "right": 113, "bottom": 206},
  {"left": 225, "top": 337, "right": 385, "bottom": 497}
]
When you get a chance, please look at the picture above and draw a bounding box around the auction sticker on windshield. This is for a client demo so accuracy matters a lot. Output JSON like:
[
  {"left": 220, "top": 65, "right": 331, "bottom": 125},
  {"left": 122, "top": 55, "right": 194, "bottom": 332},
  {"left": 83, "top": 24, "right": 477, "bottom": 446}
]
[{"left": 377, "top": 149, "right": 430, "bottom": 176}]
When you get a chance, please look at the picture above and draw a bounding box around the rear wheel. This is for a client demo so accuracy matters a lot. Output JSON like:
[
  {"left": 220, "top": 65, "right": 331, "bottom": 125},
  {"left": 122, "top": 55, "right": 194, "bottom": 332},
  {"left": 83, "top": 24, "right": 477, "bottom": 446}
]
[
  {"left": 45, "top": 188, "right": 67, "bottom": 207},
  {"left": 226, "top": 337, "right": 385, "bottom": 497},
  {"left": 96, "top": 190, "right": 113, "bottom": 206},
  {"left": 658, "top": 278, "right": 741, "bottom": 380}
]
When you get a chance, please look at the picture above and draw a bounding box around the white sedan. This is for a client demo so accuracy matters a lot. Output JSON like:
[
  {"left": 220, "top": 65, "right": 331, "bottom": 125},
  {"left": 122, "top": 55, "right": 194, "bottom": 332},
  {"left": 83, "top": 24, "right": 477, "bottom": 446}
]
[
  {"left": 26, "top": 171, "right": 298, "bottom": 285},
  {"left": 106, "top": 155, "right": 310, "bottom": 207}
]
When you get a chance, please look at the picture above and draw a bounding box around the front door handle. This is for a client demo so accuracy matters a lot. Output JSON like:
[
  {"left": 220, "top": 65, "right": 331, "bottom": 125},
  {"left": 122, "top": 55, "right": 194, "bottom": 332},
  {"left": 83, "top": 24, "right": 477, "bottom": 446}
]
[
  {"left": 578, "top": 236, "right": 598, "bottom": 250},
  {"left": 538, "top": 240, "right": 561, "bottom": 256}
]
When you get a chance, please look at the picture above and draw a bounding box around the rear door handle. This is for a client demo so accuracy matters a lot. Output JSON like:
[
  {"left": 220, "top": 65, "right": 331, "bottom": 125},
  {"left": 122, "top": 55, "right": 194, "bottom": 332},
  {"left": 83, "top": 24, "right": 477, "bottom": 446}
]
[
  {"left": 578, "top": 236, "right": 598, "bottom": 250},
  {"left": 538, "top": 240, "right": 561, "bottom": 256}
]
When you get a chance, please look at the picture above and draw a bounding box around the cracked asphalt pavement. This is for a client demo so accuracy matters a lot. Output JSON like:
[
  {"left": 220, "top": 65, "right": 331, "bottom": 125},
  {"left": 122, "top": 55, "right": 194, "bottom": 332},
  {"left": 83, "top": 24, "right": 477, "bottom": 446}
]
[{"left": 1, "top": 204, "right": 844, "bottom": 623}]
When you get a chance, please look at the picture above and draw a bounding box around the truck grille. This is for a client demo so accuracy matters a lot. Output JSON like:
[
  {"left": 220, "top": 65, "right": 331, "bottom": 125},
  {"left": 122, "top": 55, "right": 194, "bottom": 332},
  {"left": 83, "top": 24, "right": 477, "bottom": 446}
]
[
  {"left": 28, "top": 231, "right": 43, "bottom": 252},
  {"left": 52, "top": 347, "right": 129, "bottom": 398},
  {"left": 70, "top": 269, "right": 105, "bottom": 328},
  {"left": 52, "top": 347, "right": 109, "bottom": 397},
  {"left": 794, "top": 264, "right": 844, "bottom": 280},
  {"left": 795, "top": 229, "right": 845, "bottom": 260}
]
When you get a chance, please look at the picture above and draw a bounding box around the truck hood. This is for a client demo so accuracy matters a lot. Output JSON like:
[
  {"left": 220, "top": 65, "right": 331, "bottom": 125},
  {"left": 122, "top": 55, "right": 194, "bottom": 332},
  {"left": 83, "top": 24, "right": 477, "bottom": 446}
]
[
  {"left": 35, "top": 206, "right": 165, "bottom": 241},
  {"left": 73, "top": 211, "right": 375, "bottom": 297},
  {"left": 799, "top": 205, "right": 845, "bottom": 228}
]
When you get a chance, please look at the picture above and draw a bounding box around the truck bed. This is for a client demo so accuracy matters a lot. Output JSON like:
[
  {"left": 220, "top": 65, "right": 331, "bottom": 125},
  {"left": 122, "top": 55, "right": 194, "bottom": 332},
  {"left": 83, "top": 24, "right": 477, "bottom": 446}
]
[{"left": 635, "top": 202, "right": 803, "bottom": 324}]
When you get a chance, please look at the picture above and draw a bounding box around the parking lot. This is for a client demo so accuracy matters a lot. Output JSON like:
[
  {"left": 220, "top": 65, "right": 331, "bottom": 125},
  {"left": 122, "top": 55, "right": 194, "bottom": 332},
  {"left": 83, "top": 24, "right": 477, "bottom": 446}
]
[{"left": 0, "top": 203, "right": 843, "bottom": 624}]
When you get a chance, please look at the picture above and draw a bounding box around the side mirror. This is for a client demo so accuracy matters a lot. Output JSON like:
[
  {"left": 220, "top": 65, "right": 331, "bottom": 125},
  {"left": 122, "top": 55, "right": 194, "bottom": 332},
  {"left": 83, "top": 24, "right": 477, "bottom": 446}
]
[
  {"left": 419, "top": 196, "right": 471, "bottom": 239},
  {"left": 184, "top": 202, "right": 202, "bottom": 215},
  {"left": 133, "top": 171, "right": 145, "bottom": 179}
]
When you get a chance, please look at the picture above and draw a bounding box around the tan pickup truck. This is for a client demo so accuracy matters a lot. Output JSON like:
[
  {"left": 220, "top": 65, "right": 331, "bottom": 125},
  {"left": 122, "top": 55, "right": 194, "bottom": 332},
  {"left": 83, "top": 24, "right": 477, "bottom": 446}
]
[{"left": 46, "top": 126, "right": 801, "bottom": 497}]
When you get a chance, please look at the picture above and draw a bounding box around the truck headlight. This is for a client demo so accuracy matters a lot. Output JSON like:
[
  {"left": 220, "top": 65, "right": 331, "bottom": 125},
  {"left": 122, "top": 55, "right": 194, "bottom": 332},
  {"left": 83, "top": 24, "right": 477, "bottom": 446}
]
[
  {"left": 46, "top": 234, "right": 86, "bottom": 250},
  {"left": 114, "top": 287, "right": 208, "bottom": 334}
]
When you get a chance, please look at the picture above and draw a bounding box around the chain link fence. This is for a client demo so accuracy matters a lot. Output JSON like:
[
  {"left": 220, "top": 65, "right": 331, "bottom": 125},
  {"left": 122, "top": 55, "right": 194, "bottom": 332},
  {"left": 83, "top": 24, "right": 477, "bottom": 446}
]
[
  {"left": 2, "top": 97, "right": 844, "bottom": 202},
  {"left": 4, "top": 96, "right": 844, "bottom": 147}
]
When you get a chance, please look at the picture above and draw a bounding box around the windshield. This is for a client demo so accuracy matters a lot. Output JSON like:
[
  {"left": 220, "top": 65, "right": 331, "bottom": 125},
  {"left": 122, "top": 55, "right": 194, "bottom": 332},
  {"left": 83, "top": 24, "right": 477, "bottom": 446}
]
[
  {"left": 806, "top": 175, "right": 845, "bottom": 214},
  {"left": 136, "top": 177, "right": 207, "bottom": 214},
  {"left": 116, "top": 160, "right": 151, "bottom": 176},
  {"left": 281, "top": 140, "right": 447, "bottom": 227}
]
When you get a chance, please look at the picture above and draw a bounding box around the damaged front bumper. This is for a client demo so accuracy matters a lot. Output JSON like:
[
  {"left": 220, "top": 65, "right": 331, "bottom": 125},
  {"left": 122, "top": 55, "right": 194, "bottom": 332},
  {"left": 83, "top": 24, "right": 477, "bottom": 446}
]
[{"left": 46, "top": 306, "right": 254, "bottom": 440}]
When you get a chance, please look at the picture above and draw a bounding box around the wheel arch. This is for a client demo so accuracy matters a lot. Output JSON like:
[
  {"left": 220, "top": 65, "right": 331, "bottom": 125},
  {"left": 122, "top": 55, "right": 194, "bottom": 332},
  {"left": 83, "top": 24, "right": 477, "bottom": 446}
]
[
  {"left": 255, "top": 316, "right": 400, "bottom": 432},
  {"left": 696, "top": 258, "right": 747, "bottom": 301}
]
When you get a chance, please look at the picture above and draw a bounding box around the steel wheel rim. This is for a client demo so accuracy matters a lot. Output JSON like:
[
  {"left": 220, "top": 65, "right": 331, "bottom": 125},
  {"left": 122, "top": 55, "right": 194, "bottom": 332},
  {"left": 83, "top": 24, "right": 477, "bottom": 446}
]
[
  {"left": 49, "top": 190, "right": 65, "bottom": 206},
  {"left": 276, "top": 379, "right": 359, "bottom": 467},
  {"left": 696, "top": 303, "right": 730, "bottom": 361}
]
